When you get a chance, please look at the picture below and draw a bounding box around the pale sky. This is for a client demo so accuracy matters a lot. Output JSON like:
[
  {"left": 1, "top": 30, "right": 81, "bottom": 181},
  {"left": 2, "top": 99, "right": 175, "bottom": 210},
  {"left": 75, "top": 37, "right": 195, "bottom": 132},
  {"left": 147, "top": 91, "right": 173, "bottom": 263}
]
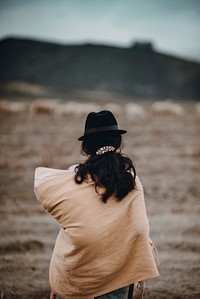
[{"left": 0, "top": 0, "right": 200, "bottom": 62}]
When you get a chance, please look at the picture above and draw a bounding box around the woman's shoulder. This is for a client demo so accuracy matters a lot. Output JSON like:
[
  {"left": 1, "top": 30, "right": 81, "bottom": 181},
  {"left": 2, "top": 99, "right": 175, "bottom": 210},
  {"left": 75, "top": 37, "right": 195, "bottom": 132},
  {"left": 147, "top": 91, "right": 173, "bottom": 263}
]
[
  {"left": 35, "top": 164, "right": 78, "bottom": 174},
  {"left": 34, "top": 164, "right": 78, "bottom": 189},
  {"left": 135, "top": 175, "right": 144, "bottom": 191}
]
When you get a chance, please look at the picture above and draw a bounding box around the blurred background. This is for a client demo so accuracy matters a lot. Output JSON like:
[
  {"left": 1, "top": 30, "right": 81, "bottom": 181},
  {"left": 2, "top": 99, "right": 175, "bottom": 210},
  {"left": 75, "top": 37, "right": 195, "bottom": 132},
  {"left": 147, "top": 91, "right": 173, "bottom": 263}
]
[
  {"left": 0, "top": 0, "right": 200, "bottom": 99},
  {"left": 0, "top": 1, "right": 200, "bottom": 298}
]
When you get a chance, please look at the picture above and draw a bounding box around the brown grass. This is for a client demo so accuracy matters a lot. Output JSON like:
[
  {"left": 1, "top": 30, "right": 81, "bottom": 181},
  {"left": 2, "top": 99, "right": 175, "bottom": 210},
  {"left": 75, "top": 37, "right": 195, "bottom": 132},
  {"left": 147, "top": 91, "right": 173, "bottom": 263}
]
[{"left": 0, "top": 101, "right": 200, "bottom": 299}]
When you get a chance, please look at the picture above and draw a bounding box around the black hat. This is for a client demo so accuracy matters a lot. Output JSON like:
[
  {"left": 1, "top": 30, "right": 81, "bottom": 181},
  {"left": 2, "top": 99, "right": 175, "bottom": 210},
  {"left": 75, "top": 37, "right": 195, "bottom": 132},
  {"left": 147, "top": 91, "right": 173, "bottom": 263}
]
[{"left": 78, "top": 110, "right": 127, "bottom": 141}]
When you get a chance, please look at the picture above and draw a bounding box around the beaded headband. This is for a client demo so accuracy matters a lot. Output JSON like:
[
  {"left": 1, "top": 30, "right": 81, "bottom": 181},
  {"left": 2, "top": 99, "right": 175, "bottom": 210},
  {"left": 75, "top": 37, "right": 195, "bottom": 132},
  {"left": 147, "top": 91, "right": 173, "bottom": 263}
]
[{"left": 96, "top": 146, "right": 116, "bottom": 155}]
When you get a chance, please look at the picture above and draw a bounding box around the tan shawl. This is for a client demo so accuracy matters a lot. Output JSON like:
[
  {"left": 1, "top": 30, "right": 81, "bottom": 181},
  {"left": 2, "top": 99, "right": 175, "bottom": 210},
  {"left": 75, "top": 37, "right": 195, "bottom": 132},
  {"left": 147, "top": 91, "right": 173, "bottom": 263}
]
[{"left": 34, "top": 165, "right": 159, "bottom": 299}]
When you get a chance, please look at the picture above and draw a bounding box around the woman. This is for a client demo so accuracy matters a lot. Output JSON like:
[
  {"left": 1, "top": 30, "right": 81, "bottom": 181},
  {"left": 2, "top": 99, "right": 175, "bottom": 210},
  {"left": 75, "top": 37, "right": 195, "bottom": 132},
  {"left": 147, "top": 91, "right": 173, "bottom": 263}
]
[{"left": 34, "top": 110, "right": 159, "bottom": 299}]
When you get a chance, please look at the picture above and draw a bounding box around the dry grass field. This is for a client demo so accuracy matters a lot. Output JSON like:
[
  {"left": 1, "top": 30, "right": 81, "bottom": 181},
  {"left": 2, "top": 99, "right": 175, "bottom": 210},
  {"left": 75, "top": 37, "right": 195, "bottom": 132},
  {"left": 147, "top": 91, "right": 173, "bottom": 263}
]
[{"left": 0, "top": 100, "right": 200, "bottom": 299}]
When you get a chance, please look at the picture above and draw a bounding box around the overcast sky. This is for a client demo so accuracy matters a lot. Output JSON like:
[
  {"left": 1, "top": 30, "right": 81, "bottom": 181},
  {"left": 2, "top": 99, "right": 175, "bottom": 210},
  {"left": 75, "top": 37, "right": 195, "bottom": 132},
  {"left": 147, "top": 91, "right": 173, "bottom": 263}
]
[{"left": 0, "top": 0, "right": 200, "bottom": 62}]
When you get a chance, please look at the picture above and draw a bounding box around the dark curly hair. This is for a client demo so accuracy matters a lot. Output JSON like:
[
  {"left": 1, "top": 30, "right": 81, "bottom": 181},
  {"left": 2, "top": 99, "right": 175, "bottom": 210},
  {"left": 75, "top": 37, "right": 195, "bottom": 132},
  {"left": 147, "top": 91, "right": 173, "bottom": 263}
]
[{"left": 74, "top": 133, "right": 136, "bottom": 203}]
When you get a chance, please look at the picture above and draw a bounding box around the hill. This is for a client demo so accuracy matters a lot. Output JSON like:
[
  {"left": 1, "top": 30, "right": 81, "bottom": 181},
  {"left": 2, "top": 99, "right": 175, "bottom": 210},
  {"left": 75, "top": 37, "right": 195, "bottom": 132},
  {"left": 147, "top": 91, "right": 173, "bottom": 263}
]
[{"left": 0, "top": 37, "right": 200, "bottom": 99}]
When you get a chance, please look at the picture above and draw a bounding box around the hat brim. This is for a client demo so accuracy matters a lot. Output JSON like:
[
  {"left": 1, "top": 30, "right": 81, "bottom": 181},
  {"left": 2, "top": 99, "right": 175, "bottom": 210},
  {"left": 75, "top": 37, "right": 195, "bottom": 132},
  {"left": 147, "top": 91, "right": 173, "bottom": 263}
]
[{"left": 78, "top": 129, "right": 127, "bottom": 141}]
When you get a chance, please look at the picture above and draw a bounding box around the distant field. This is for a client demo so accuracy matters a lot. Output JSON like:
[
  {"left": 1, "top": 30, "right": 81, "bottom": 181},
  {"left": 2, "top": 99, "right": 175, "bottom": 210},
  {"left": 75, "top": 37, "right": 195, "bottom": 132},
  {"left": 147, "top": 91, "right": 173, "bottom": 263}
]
[{"left": 0, "top": 100, "right": 200, "bottom": 299}]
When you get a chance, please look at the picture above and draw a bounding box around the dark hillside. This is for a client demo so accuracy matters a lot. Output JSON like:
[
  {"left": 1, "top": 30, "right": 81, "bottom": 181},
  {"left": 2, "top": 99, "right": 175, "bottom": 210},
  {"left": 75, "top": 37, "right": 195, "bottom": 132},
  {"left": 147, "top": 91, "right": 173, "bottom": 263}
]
[{"left": 0, "top": 37, "right": 199, "bottom": 99}]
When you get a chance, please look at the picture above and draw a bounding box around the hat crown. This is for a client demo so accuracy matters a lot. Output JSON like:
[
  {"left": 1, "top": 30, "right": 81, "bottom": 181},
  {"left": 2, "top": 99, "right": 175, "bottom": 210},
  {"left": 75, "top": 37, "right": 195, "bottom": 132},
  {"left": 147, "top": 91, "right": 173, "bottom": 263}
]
[
  {"left": 84, "top": 110, "right": 117, "bottom": 132},
  {"left": 78, "top": 110, "right": 127, "bottom": 141}
]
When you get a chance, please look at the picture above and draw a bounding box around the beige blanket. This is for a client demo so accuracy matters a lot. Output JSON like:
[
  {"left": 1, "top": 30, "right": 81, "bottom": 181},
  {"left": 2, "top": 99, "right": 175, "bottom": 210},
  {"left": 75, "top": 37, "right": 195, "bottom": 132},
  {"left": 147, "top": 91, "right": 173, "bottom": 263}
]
[{"left": 34, "top": 165, "right": 159, "bottom": 299}]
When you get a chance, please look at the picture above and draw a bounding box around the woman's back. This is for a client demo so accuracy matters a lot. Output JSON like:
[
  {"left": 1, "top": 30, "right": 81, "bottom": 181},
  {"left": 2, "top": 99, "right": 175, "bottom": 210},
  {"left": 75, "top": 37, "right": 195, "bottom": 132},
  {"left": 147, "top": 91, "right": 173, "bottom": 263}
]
[{"left": 34, "top": 166, "right": 157, "bottom": 298}]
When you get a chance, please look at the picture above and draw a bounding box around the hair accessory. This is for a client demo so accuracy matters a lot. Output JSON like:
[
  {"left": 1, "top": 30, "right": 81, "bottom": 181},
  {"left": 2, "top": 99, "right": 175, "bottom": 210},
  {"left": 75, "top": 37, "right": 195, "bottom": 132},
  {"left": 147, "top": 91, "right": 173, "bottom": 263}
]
[{"left": 96, "top": 146, "right": 116, "bottom": 155}]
